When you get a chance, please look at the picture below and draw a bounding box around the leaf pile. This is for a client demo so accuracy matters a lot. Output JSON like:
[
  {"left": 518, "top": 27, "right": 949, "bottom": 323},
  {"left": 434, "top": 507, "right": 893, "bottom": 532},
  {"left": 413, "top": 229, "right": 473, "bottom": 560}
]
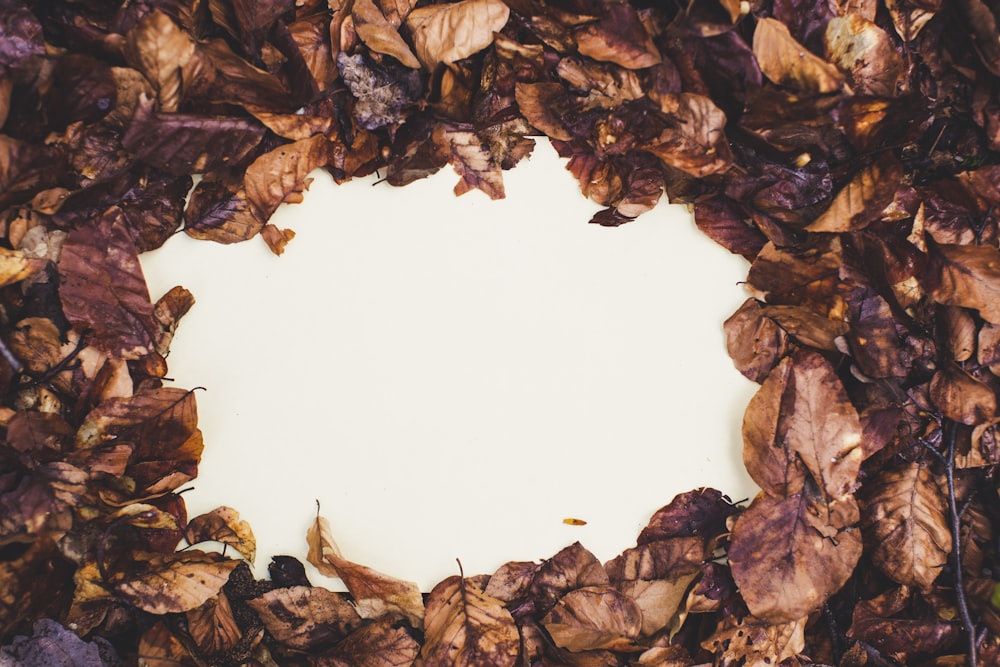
[{"left": 3, "top": 0, "right": 1000, "bottom": 663}]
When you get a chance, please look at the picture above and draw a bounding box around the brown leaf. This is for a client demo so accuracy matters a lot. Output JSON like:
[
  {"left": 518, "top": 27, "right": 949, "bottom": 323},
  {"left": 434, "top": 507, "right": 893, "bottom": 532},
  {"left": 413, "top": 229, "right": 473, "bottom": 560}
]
[
  {"left": 260, "top": 223, "right": 296, "bottom": 256},
  {"left": 924, "top": 241, "right": 1000, "bottom": 324},
  {"left": 753, "top": 17, "right": 844, "bottom": 94},
  {"left": 318, "top": 616, "right": 420, "bottom": 667},
  {"left": 762, "top": 304, "right": 849, "bottom": 351},
  {"left": 421, "top": 575, "right": 519, "bottom": 667},
  {"left": 637, "top": 488, "right": 740, "bottom": 544},
  {"left": 528, "top": 542, "right": 610, "bottom": 614},
  {"left": 824, "top": 14, "right": 905, "bottom": 97},
  {"left": 138, "top": 621, "right": 196, "bottom": 667},
  {"left": 783, "top": 349, "right": 864, "bottom": 498},
  {"left": 979, "top": 321, "right": 1000, "bottom": 376},
  {"left": 541, "top": 585, "right": 642, "bottom": 652},
  {"left": 353, "top": 0, "right": 421, "bottom": 69},
  {"left": 846, "top": 585, "right": 961, "bottom": 657},
  {"left": 742, "top": 357, "right": 808, "bottom": 497},
  {"left": 745, "top": 238, "right": 844, "bottom": 311},
  {"left": 115, "top": 550, "right": 240, "bottom": 615},
  {"left": 484, "top": 561, "right": 538, "bottom": 603},
  {"left": 860, "top": 462, "right": 952, "bottom": 590},
  {"left": 724, "top": 299, "right": 789, "bottom": 383},
  {"left": 432, "top": 124, "right": 505, "bottom": 199},
  {"left": 846, "top": 286, "right": 909, "bottom": 379},
  {"left": 701, "top": 615, "right": 806, "bottom": 666},
  {"left": 123, "top": 10, "right": 197, "bottom": 112},
  {"left": 306, "top": 513, "right": 424, "bottom": 626},
  {"left": 806, "top": 157, "right": 905, "bottom": 233},
  {"left": 405, "top": 0, "right": 510, "bottom": 70},
  {"left": 514, "top": 82, "right": 573, "bottom": 141},
  {"left": 939, "top": 305, "right": 977, "bottom": 362},
  {"left": 152, "top": 285, "right": 195, "bottom": 358},
  {"left": 555, "top": 57, "right": 644, "bottom": 111},
  {"left": 185, "top": 506, "right": 257, "bottom": 563},
  {"left": 929, "top": 363, "right": 997, "bottom": 425},
  {"left": 643, "top": 93, "right": 732, "bottom": 178},
  {"left": 0, "top": 246, "right": 45, "bottom": 290},
  {"left": 57, "top": 207, "right": 158, "bottom": 359},
  {"left": 728, "top": 492, "right": 862, "bottom": 622},
  {"left": 247, "top": 585, "right": 362, "bottom": 651},
  {"left": 573, "top": 3, "right": 661, "bottom": 69},
  {"left": 186, "top": 592, "right": 242, "bottom": 656}
]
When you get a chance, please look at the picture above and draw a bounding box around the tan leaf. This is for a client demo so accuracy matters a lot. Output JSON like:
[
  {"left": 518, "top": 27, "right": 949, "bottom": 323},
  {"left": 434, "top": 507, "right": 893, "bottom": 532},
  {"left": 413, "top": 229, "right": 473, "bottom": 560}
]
[
  {"left": 728, "top": 492, "right": 863, "bottom": 622},
  {"left": 247, "top": 585, "right": 362, "bottom": 651},
  {"left": 186, "top": 592, "right": 242, "bottom": 655},
  {"left": 635, "top": 645, "right": 696, "bottom": 667},
  {"left": 724, "top": 298, "right": 789, "bottom": 383},
  {"left": 979, "top": 321, "right": 1000, "bottom": 376},
  {"left": 0, "top": 247, "right": 45, "bottom": 290},
  {"left": 782, "top": 349, "right": 864, "bottom": 499},
  {"left": 319, "top": 616, "right": 421, "bottom": 667},
  {"left": 138, "top": 621, "right": 194, "bottom": 667},
  {"left": 353, "top": 0, "right": 421, "bottom": 69},
  {"left": 123, "top": 10, "right": 197, "bottom": 112},
  {"left": 541, "top": 585, "right": 642, "bottom": 653},
  {"left": 701, "top": 614, "right": 806, "bottom": 666},
  {"left": 742, "top": 357, "right": 808, "bottom": 497},
  {"left": 929, "top": 363, "right": 997, "bottom": 425},
  {"left": 405, "top": 0, "right": 510, "bottom": 69},
  {"left": 528, "top": 542, "right": 610, "bottom": 614},
  {"left": 555, "top": 57, "right": 644, "bottom": 111},
  {"left": 432, "top": 124, "right": 505, "bottom": 199},
  {"left": 824, "top": 15, "right": 904, "bottom": 96},
  {"left": 753, "top": 17, "right": 844, "bottom": 93},
  {"left": 422, "top": 575, "right": 519, "bottom": 667},
  {"left": 643, "top": 93, "right": 732, "bottom": 177},
  {"left": 939, "top": 305, "right": 977, "bottom": 362},
  {"left": 306, "top": 513, "right": 424, "bottom": 626},
  {"left": 861, "top": 462, "right": 952, "bottom": 590},
  {"left": 185, "top": 506, "right": 257, "bottom": 563},
  {"left": 152, "top": 285, "right": 195, "bottom": 358},
  {"left": 616, "top": 577, "right": 697, "bottom": 638},
  {"left": 885, "top": 0, "right": 937, "bottom": 41},
  {"left": 514, "top": 82, "right": 573, "bottom": 141},
  {"left": 806, "top": 157, "right": 905, "bottom": 233},
  {"left": 573, "top": 3, "right": 661, "bottom": 69},
  {"left": 260, "top": 224, "right": 296, "bottom": 256},
  {"left": 925, "top": 241, "right": 1000, "bottom": 324},
  {"left": 244, "top": 135, "right": 332, "bottom": 225},
  {"left": 115, "top": 550, "right": 240, "bottom": 615},
  {"left": 484, "top": 561, "right": 538, "bottom": 603},
  {"left": 763, "top": 304, "right": 849, "bottom": 351}
]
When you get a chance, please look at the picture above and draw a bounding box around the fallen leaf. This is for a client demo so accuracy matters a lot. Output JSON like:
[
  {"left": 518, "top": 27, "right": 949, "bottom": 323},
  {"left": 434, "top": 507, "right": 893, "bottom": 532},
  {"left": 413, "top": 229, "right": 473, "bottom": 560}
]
[
  {"left": 248, "top": 585, "right": 362, "bottom": 651},
  {"left": 422, "top": 575, "right": 519, "bottom": 666},
  {"left": 185, "top": 506, "right": 257, "bottom": 563},
  {"left": 541, "top": 585, "right": 642, "bottom": 652},
  {"left": 123, "top": 10, "right": 197, "bottom": 112},
  {"left": 573, "top": 3, "right": 661, "bottom": 69},
  {"left": 432, "top": 123, "right": 505, "bottom": 199},
  {"left": 352, "top": 0, "right": 421, "bottom": 69},
  {"left": 929, "top": 363, "right": 998, "bottom": 425},
  {"left": 806, "top": 156, "right": 905, "bottom": 232},
  {"left": 701, "top": 614, "right": 807, "bottom": 666},
  {"left": 317, "top": 616, "right": 420, "bottom": 667},
  {"left": 405, "top": 0, "right": 510, "bottom": 70},
  {"left": 728, "top": 491, "right": 862, "bottom": 622},
  {"left": 824, "top": 14, "right": 904, "bottom": 97},
  {"left": 924, "top": 241, "right": 1000, "bottom": 324},
  {"left": 753, "top": 17, "right": 844, "bottom": 94},
  {"left": 860, "top": 462, "right": 952, "bottom": 590},
  {"left": 115, "top": 550, "right": 240, "bottom": 615},
  {"left": 528, "top": 542, "right": 610, "bottom": 615},
  {"left": 185, "top": 592, "right": 242, "bottom": 656}
]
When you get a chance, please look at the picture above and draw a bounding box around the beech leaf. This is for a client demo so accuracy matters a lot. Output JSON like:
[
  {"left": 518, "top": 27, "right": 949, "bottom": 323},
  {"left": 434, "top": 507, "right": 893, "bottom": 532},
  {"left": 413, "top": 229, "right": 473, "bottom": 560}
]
[
  {"left": 432, "top": 124, "right": 505, "bottom": 199},
  {"left": 306, "top": 513, "right": 424, "bottom": 626},
  {"left": 541, "top": 585, "right": 643, "bottom": 652},
  {"left": 123, "top": 10, "right": 197, "bottom": 113},
  {"left": 319, "top": 616, "right": 420, "bottom": 667},
  {"left": 352, "top": 0, "right": 421, "bottom": 69},
  {"left": 405, "top": 0, "right": 510, "bottom": 70},
  {"left": 114, "top": 551, "right": 240, "bottom": 615},
  {"left": 701, "top": 615, "right": 807, "bottom": 666},
  {"left": 185, "top": 592, "right": 242, "bottom": 656},
  {"left": 861, "top": 462, "right": 952, "bottom": 590},
  {"left": 185, "top": 506, "right": 256, "bottom": 563},
  {"left": 573, "top": 3, "right": 661, "bottom": 69},
  {"left": 924, "top": 241, "right": 1000, "bottom": 324},
  {"left": 728, "top": 492, "right": 863, "bottom": 622},
  {"left": 247, "top": 585, "right": 362, "bottom": 651},
  {"left": 929, "top": 363, "right": 998, "bottom": 425},
  {"left": 753, "top": 17, "right": 844, "bottom": 93},
  {"left": 806, "top": 156, "right": 905, "bottom": 233},
  {"left": 421, "top": 575, "right": 519, "bottom": 667}
]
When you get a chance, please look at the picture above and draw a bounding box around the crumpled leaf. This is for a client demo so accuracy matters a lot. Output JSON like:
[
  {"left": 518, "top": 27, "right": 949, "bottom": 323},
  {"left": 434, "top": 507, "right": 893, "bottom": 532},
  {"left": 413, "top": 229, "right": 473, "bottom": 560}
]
[
  {"left": 247, "top": 585, "right": 362, "bottom": 651},
  {"left": 185, "top": 592, "right": 242, "bottom": 656},
  {"left": 637, "top": 487, "right": 740, "bottom": 544},
  {"left": 0, "top": 0, "right": 44, "bottom": 73},
  {"left": 728, "top": 491, "right": 863, "bottom": 622},
  {"left": 724, "top": 299, "right": 789, "bottom": 383},
  {"left": 701, "top": 614, "right": 806, "bottom": 667},
  {"left": 318, "top": 616, "right": 420, "bottom": 667},
  {"left": 541, "top": 585, "right": 642, "bottom": 652},
  {"left": 337, "top": 52, "right": 424, "bottom": 130},
  {"left": 352, "top": 0, "right": 421, "bottom": 69},
  {"left": 307, "top": 513, "right": 424, "bottom": 626},
  {"left": 806, "top": 156, "right": 905, "bottom": 232},
  {"left": 753, "top": 17, "right": 844, "bottom": 94},
  {"left": 528, "top": 542, "right": 610, "bottom": 615},
  {"left": 114, "top": 550, "right": 240, "bottom": 615},
  {"left": 823, "top": 14, "right": 904, "bottom": 97},
  {"left": 860, "top": 462, "right": 952, "bottom": 590},
  {"left": 742, "top": 357, "right": 807, "bottom": 497},
  {"left": 573, "top": 3, "right": 661, "bottom": 69},
  {"left": 846, "top": 585, "right": 962, "bottom": 658},
  {"left": 432, "top": 124, "right": 505, "bottom": 199},
  {"left": 123, "top": 10, "right": 197, "bottom": 113},
  {"left": 762, "top": 304, "right": 849, "bottom": 351},
  {"left": 0, "top": 618, "right": 118, "bottom": 667},
  {"left": 929, "top": 363, "right": 998, "bottom": 425},
  {"left": 405, "top": 0, "right": 510, "bottom": 70},
  {"left": 0, "top": 246, "right": 45, "bottom": 291},
  {"left": 185, "top": 506, "right": 256, "bottom": 564},
  {"left": 57, "top": 207, "right": 158, "bottom": 359},
  {"left": 421, "top": 575, "right": 519, "bottom": 667},
  {"left": 643, "top": 93, "right": 732, "bottom": 177},
  {"left": 923, "top": 241, "right": 1000, "bottom": 324}
]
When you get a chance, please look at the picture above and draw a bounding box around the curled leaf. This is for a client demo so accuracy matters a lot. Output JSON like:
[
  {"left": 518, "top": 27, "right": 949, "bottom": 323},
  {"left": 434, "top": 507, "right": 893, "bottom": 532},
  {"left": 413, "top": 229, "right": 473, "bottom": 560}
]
[
  {"left": 422, "top": 575, "right": 519, "bottom": 667},
  {"left": 114, "top": 550, "right": 240, "bottom": 615},
  {"left": 753, "top": 17, "right": 844, "bottom": 94},
  {"left": 185, "top": 506, "right": 256, "bottom": 563},
  {"left": 248, "top": 585, "right": 362, "bottom": 651},
  {"left": 405, "top": 0, "right": 510, "bottom": 70}
]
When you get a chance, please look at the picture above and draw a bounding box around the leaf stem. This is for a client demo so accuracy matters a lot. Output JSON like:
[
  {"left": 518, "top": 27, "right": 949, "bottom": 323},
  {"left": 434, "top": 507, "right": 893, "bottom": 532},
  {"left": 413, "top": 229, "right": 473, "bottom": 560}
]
[{"left": 944, "top": 421, "right": 978, "bottom": 667}]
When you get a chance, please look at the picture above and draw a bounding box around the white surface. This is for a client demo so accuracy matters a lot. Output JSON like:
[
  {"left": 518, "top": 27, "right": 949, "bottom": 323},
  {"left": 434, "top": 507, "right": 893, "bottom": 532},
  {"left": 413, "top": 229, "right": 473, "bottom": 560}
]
[{"left": 140, "top": 139, "right": 759, "bottom": 589}]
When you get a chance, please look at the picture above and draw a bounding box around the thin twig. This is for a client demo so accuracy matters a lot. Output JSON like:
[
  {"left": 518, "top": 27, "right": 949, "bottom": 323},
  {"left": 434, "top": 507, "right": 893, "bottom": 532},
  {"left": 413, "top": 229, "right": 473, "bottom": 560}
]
[{"left": 944, "top": 421, "right": 978, "bottom": 667}]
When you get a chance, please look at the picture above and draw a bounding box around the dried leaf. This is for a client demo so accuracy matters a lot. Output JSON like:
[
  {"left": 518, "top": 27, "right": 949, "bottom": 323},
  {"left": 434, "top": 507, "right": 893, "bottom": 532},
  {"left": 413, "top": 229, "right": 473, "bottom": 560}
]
[
  {"left": 247, "top": 585, "right": 362, "bottom": 651},
  {"left": 924, "top": 241, "right": 1000, "bottom": 324},
  {"left": 929, "top": 363, "right": 998, "bottom": 425},
  {"left": 573, "top": 3, "right": 661, "bottom": 69},
  {"left": 541, "top": 585, "right": 642, "bottom": 652},
  {"left": 185, "top": 506, "right": 257, "bottom": 563},
  {"left": 762, "top": 304, "right": 849, "bottom": 351},
  {"left": 702, "top": 615, "right": 806, "bottom": 666},
  {"left": 643, "top": 93, "right": 732, "bottom": 177},
  {"left": 185, "top": 592, "right": 242, "bottom": 655},
  {"left": 824, "top": 14, "right": 904, "bottom": 97},
  {"left": 806, "top": 157, "right": 905, "bottom": 233},
  {"left": 860, "top": 462, "right": 952, "bottom": 590},
  {"left": 405, "top": 0, "right": 510, "bottom": 70},
  {"left": 753, "top": 17, "right": 844, "bottom": 94},
  {"left": 0, "top": 618, "right": 117, "bottom": 667},
  {"left": 123, "top": 10, "right": 197, "bottom": 113},
  {"left": 115, "top": 550, "right": 240, "bottom": 615},
  {"left": 352, "top": 0, "right": 421, "bottom": 69},
  {"left": 319, "top": 616, "right": 420, "bottom": 667},
  {"left": 432, "top": 124, "right": 505, "bottom": 199},
  {"left": 421, "top": 575, "right": 519, "bottom": 667},
  {"left": 528, "top": 542, "right": 610, "bottom": 614},
  {"left": 0, "top": 246, "right": 45, "bottom": 290},
  {"left": 306, "top": 513, "right": 424, "bottom": 626},
  {"left": 724, "top": 299, "right": 789, "bottom": 383},
  {"left": 637, "top": 488, "right": 739, "bottom": 544},
  {"left": 728, "top": 491, "right": 862, "bottom": 622}
]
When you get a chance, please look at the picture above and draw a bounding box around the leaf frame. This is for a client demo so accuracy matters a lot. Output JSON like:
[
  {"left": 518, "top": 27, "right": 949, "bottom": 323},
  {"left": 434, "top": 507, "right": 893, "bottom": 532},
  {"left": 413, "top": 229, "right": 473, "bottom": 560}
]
[{"left": 3, "top": 0, "right": 1000, "bottom": 664}]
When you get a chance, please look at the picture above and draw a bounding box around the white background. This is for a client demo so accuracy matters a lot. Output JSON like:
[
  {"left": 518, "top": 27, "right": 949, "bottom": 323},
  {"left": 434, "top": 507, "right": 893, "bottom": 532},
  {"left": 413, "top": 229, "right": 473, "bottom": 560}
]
[{"left": 140, "top": 139, "right": 760, "bottom": 589}]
